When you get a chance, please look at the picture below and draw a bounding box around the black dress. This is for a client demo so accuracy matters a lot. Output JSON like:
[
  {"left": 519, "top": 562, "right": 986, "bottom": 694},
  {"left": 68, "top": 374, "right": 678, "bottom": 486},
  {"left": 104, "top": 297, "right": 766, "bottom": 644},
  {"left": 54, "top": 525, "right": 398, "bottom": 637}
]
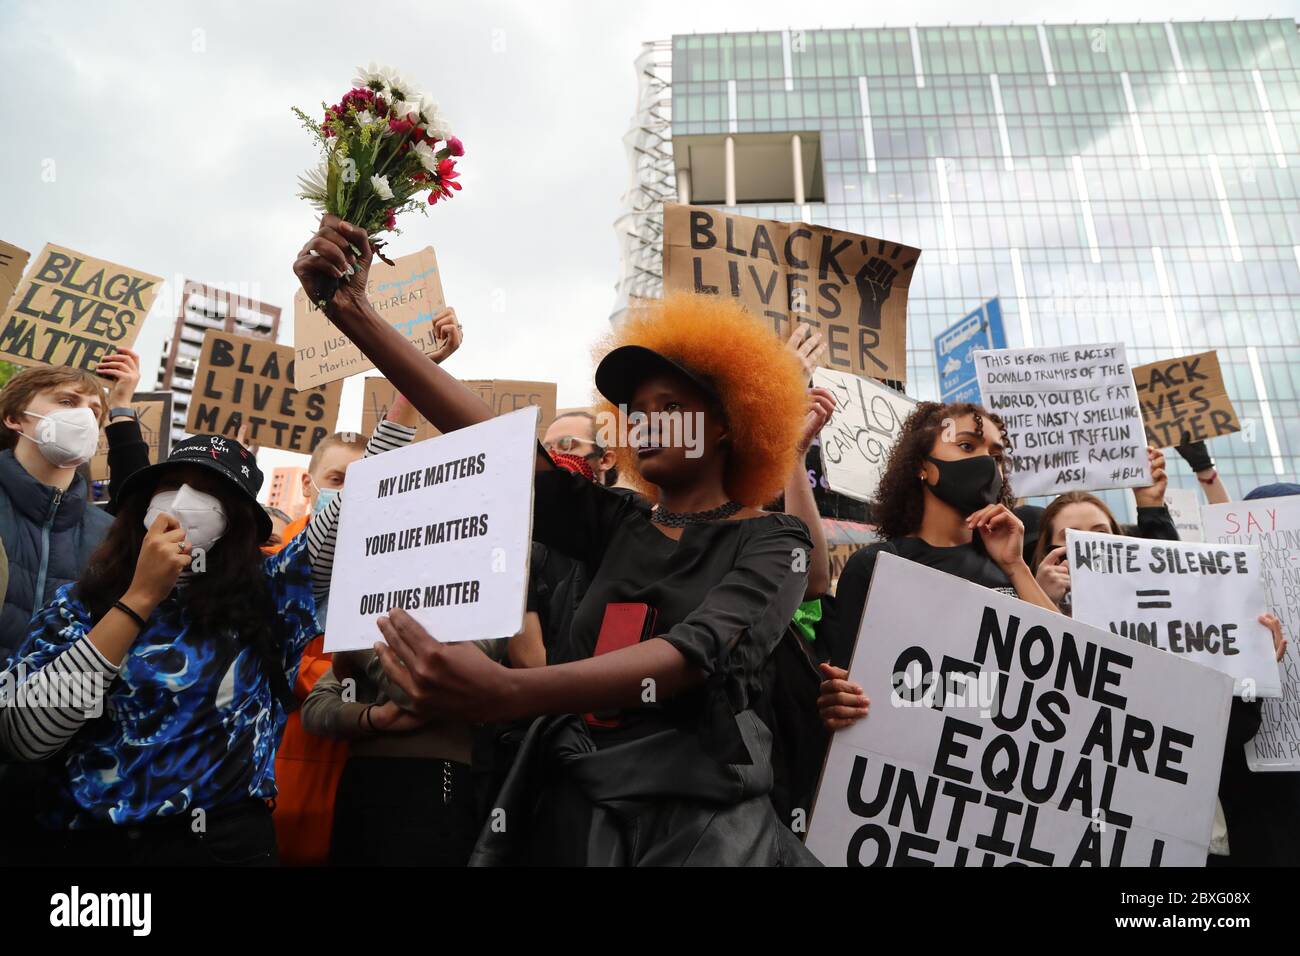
[{"left": 470, "top": 466, "right": 818, "bottom": 866}]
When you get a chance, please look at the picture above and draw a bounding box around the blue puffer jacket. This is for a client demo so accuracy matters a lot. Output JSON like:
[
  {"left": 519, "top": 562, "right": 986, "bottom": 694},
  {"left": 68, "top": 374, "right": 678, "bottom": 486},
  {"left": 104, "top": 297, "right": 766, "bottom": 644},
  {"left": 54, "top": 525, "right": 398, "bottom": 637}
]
[{"left": 0, "top": 450, "right": 112, "bottom": 664}]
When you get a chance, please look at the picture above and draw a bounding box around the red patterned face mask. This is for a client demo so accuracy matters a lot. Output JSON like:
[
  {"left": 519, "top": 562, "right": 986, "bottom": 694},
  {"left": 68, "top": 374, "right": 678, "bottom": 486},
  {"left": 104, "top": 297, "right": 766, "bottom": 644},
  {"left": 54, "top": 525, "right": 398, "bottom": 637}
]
[{"left": 550, "top": 451, "right": 597, "bottom": 483}]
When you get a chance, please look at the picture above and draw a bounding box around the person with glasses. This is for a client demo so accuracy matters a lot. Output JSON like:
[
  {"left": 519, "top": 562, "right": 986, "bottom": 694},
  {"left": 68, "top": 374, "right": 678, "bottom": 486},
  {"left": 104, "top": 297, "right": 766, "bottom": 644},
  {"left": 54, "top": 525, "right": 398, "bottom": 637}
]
[{"left": 541, "top": 411, "right": 617, "bottom": 487}]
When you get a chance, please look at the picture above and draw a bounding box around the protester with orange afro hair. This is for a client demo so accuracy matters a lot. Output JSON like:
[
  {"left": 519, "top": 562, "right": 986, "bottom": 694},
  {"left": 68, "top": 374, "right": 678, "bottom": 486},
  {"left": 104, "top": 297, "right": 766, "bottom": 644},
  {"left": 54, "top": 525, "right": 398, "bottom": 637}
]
[{"left": 295, "top": 218, "right": 822, "bottom": 865}]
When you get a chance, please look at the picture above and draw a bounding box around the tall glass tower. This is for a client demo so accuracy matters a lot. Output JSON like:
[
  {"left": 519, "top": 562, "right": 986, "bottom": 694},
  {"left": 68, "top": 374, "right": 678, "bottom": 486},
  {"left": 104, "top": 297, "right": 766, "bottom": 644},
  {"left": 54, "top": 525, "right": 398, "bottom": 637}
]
[{"left": 615, "top": 20, "right": 1300, "bottom": 505}]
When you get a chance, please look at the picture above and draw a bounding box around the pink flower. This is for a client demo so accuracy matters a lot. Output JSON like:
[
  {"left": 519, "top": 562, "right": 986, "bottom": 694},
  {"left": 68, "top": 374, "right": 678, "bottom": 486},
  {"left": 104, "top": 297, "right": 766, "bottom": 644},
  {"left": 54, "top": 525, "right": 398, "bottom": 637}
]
[
  {"left": 446, "top": 135, "right": 464, "bottom": 157},
  {"left": 384, "top": 208, "right": 397, "bottom": 230}
]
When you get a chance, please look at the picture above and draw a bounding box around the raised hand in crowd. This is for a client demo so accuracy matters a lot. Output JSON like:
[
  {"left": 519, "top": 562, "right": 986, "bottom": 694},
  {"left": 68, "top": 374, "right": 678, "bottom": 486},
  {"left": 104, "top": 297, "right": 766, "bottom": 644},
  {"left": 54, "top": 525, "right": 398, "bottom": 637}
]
[
  {"left": 1175, "top": 439, "right": 1230, "bottom": 505},
  {"left": 816, "top": 663, "right": 869, "bottom": 731},
  {"left": 1132, "top": 444, "right": 1169, "bottom": 509},
  {"left": 786, "top": 323, "right": 827, "bottom": 382},
  {"left": 1034, "top": 545, "right": 1071, "bottom": 605},
  {"left": 236, "top": 422, "right": 259, "bottom": 455},
  {"left": 785, "top": 385, "right": 837, "bottom": 597},
  {"left": 428, "top": 307, "right": 464, "bottom": 364},
  {"left": 129, "top": 514, "right": 192, "bottom": 610},
  {"left": 1261, "top": 613, "right": 1288, "bottom": 663},
  {"left": 293, "top": 214, "right": 374, "bottom": 319},
  {"left": 97, "top": 346, "right": 141, "bottom": 411}
]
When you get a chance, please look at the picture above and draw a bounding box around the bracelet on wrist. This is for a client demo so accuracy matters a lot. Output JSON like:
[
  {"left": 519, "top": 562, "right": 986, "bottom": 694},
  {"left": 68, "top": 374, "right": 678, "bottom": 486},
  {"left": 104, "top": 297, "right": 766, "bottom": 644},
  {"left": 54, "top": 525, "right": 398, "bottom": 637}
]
[
  {"left": 112, "top": 599, "right": 147, "bottom": 630},
  {"left": 1198, "top": 468, "right": 1218, "bottom": 485}
]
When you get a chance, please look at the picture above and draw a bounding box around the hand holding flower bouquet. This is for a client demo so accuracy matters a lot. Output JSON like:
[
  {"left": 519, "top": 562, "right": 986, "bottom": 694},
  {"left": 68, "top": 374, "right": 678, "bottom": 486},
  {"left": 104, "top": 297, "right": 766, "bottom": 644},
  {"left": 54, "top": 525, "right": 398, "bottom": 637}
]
[{"left": 294, "top": 63, "right": 464, "bottom": 309}]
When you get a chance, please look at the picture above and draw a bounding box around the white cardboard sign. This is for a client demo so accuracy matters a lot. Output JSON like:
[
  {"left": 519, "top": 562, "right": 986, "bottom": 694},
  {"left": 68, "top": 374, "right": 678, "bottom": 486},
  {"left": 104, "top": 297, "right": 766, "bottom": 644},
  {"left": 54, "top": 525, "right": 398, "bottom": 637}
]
[
  {"left": 324, "top": 406, "right": 538, "bottom": 652},
  {"left": 1202, "top": 496, "right": 1300, "bottom": 770},
  {"left": 806, "top": 552, "right": 1232, "bottom": 867},
  {"left": 974, "top": 343, "right": 1150, "bottom": 497},
  {"left": 1066, "top": 529, "right": 1279, "bottom": 699},
  {"left": 813, "top": 367, "right": 915, "bottom": 503}
]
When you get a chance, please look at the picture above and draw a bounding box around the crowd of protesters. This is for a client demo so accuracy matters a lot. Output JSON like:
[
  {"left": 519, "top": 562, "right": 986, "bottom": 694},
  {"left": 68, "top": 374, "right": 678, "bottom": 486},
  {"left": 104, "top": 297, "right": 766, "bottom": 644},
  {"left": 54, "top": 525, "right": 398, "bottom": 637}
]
[{"left": 0, "top": 212, "right": 1293, "bottom": 867}]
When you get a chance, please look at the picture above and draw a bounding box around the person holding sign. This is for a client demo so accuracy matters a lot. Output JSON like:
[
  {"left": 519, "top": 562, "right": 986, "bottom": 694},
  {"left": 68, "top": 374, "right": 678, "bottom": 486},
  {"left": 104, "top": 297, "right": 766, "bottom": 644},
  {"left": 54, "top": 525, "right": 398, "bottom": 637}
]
[
  {"left": 294, "top": 218, "right": 816, "bottom": 865},
  {"left": 0, "top": 402, "right": 418, "bottom": 864},
  {"left": 818, "top": 401, "right": 1059, "bottom": 731}
]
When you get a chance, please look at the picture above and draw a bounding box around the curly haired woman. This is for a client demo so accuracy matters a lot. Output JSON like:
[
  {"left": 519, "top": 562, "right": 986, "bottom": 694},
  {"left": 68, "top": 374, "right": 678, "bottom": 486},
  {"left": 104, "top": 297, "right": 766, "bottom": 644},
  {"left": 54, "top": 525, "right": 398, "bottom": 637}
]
[
  {"left": 293, "top": 214, "right": 822, "bottom": 865},
  {"left": 816, "top": 401, "right": 1059, "bottom": 733}
]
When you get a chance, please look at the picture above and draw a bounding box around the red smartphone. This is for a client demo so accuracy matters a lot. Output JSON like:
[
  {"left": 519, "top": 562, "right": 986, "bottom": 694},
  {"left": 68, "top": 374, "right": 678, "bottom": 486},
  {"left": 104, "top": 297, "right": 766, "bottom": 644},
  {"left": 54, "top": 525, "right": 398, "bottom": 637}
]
[{"left": 584, "top": 602, "right": 658, "bottom": 729}]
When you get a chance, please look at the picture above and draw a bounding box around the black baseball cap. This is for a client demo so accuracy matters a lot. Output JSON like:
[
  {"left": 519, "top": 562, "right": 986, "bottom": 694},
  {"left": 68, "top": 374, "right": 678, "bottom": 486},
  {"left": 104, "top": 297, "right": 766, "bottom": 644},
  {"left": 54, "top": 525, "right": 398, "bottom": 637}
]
[
  {"left": 595, "top": 345, "right": 720, "bottom": 408},
  {"left": 117, "top": 434, "right": 272, "bottom": 540}
]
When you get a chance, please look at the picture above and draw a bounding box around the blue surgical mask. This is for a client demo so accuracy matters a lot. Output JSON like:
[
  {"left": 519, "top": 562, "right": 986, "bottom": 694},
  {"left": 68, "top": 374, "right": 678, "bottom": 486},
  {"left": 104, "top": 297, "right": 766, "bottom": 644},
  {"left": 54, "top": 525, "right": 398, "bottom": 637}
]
[{"left": 313, "top": 487, "right": 340, "bottom": 515}]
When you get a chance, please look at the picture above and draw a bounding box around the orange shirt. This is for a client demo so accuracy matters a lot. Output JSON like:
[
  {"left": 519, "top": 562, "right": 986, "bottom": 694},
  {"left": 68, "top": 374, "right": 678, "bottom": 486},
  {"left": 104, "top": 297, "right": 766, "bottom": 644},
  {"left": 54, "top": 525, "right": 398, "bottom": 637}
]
[{"left": 270, "top": 513, "right": 350, "bottom": 866}]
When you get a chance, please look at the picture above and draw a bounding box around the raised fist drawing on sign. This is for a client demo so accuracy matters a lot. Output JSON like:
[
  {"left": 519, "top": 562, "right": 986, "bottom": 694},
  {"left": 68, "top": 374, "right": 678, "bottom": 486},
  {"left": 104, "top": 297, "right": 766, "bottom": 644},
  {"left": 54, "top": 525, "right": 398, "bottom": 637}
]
[{"left": 855, "top": 256, "right": 898, "bottom": 330}]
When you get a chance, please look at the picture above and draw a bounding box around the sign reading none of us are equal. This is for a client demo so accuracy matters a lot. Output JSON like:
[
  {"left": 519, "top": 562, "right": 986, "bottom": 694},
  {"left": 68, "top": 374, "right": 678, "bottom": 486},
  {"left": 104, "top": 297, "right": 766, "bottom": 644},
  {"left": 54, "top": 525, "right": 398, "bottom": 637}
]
[
  {"left": 812, "top": 367, "right": 915, "bottom": 503},
  {"left": 1202, "top": 497, "right": 1300, "bottom": 771},
  {"left": 324, "top": 405, "right": 538, "bottom": 653},
  {"left": 293, "top": 247, "right": 446, "bottom": 388},
  {"left": 974, "top": 343, "right": 1150, "bottom": 497},
  {"left": 661, "top": 203, "right": 920, "bottom": 384},
  {"left": 804, "top": 553, "right": 1231, "bottom": 867},
  {"left": 1066, "top": 529, "right": 1280, "bottom": 699}
]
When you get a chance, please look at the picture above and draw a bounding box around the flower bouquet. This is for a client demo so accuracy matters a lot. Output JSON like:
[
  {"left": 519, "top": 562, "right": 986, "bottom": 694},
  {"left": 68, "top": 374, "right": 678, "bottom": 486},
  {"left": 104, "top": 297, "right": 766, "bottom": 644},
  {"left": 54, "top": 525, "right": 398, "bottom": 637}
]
[{"left": 294, "top": 63, "right": 463, "bottom": 307}]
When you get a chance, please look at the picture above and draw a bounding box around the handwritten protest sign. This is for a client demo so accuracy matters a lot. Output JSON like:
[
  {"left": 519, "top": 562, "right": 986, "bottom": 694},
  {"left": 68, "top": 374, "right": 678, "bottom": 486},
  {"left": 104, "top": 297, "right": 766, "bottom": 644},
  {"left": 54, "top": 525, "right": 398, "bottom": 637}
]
[
  {"left": 187, "top": 330, "right": 341, "bottom": 453},
  {"left": 325, "top": 406, "right": 537, "bottom": 652},
  {"left": 1067, "top": 529, "right": 1278, "bottom": 698},
  {"left": 1132, "top": 351, "right": 1239, "bottom": 448},
  {"left": 974, "top": 344, "right": 1150, "bottom": 497},
  {"left": 1203, "top": 497, "right": 1300, "bottom": 770},
  {"left": 0, "top": 244, "right": 161, "bottom": 371},
  {"left": 90, "top": 392, "right": 172, "bottom": 481},
  {"left": 361, "top": 376, "right": 555, "bottom": 442},
  {"left": 1164, "top": 488, "right": 1204, "bottom": 542},
  {"left": 813, "top": 367, "right": 915, "bottom": 503},
  {"left": 805, "top": 553, "right": 1232, "bottom": 866},
  {"left": 293, "top": 247, "right": 446, "bottom": 388},
  {"left": 662, "top": 203, "right": 919, "bottom": 384},
  {"left": 0, "top": 240, "right": 29, "bottom": 315}
]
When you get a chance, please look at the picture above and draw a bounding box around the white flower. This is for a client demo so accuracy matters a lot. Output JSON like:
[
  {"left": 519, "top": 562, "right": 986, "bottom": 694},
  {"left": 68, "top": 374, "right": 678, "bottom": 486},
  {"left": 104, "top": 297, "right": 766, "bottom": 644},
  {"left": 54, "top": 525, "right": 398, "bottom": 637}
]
[
  {"left": 419, "top": 94, "right": 451, "bottom": 139},
  {"left": 384, "top": 69, "right": 416, "bottom": 104},
  {"left": 297, "top": 163, "right": 329, "bottom": 211},
  {"left": 394, "top": 99, "right": 423, "bottom": 122},
  {"left": 352, "top": 62, "right": 390, "bottom": 92},
  {"left": 411, "top": 139, "right": 439, "bottom": 173},
  {"left": 370, "top": 174, "right": 394, "bottom": 201},
  {"left": 356, "top": 109, "right": 375, "bottom": 126}
]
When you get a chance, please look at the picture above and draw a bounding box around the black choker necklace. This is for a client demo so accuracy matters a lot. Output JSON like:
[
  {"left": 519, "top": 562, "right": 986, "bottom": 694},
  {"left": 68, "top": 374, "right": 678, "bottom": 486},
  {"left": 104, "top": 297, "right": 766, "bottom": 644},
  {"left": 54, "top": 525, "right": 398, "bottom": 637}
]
[{"left": 650, "top": 500, "right": 742, "bottom": 527}]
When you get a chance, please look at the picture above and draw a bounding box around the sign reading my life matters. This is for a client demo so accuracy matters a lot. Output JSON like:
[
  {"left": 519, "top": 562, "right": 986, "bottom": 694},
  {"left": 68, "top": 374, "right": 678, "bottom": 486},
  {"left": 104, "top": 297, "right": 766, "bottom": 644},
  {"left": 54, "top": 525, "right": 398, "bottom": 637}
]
[
  {"left": 812, "top": 367, "right": 915, "bottom": 503},
  {"left": 324, "top": 405, "right": 538, "bottom": 653},
  {"left": 662, "top": 203, "right": 920, "bottom": 384},
  {"left": 1066, "top": 529, "right": 1279, "bottom": 699},
  {"left": 804, "top": 553, "right": 1232, "bottom": 867},
  {"left": 1202, "top": 497, "right": 1300, "bottom": 770},
  {"left": 293, "top": 247, "right": 446, "bottom": 388},
  {"left": 974, "top": 343, "right": 1150, "bottom": 497},
  {"left": 0, "top": 243, "right": 162, "bottom": 370}
]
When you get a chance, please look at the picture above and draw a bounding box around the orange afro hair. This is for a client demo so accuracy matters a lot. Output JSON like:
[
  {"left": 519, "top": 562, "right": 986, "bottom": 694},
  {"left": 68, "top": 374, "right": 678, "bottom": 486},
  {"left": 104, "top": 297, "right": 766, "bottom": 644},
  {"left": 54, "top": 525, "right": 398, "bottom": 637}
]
[{"left": 593, "top": 293, "right": 807, "bottom": 507}]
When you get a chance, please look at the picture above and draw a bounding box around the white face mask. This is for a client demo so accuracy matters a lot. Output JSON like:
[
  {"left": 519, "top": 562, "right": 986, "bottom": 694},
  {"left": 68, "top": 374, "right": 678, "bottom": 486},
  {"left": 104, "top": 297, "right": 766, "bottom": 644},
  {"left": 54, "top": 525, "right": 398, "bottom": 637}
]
[
  {"left": 144, "top": 483, "right": 228, "bottom": 553},
  {"left": 19, "top": 407, "right": 100, "bottom": 468}
]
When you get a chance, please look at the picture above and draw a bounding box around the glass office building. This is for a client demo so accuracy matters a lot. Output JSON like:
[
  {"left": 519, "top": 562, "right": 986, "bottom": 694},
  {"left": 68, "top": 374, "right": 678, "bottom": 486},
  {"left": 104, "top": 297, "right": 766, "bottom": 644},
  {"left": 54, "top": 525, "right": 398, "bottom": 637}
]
[{"left": 615, "top": 21, "right": 1300, "bottom": 506}]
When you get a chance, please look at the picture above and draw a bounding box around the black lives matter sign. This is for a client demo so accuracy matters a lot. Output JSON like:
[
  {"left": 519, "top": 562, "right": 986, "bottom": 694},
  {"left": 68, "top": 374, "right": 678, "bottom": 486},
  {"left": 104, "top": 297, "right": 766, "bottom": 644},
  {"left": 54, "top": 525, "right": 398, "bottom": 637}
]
[
  {"left": 805, "top": 553, "right": 1231, "bottom": 867},
  {"left": 662, "top": 203, "right": 919, "bottom": 385},
  {"left": 0, "top": 244, "right": 161, "bottom": 370}
]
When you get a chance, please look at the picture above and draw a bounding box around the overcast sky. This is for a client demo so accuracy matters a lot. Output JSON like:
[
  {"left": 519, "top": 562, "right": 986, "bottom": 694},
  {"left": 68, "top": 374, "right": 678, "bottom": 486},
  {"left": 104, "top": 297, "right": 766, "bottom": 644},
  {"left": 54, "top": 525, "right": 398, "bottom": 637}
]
[{"left": 2, "top": 0, "right": 1295, "bottom": 481}]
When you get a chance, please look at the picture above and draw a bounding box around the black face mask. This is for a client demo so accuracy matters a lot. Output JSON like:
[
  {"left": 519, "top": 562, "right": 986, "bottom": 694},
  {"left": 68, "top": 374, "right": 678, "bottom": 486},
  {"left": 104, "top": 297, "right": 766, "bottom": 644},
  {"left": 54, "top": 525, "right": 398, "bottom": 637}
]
[{"left": 924, "top": 455, "right": 1004, "bottom": 517}]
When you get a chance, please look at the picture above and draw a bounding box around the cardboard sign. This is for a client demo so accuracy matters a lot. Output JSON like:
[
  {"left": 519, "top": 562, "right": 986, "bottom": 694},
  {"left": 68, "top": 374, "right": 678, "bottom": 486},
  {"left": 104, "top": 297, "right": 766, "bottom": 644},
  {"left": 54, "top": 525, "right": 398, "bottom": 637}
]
[
  {"left": 805, "top": 552, "right": 1232, "bottom": 866},
  {"left": 813, "top": 367, "right": 915, "bottom": 503},
  {"left": 360, "top": 377, "right": 556, "bottom": 443},
  {"left": 187, "top": 330, "right": 342, "bottom": 453},
  {"left": 293, "top": 247, "right": 446, "bottom": 388},
  {"left": 0, "top": 244, "right": 161, "bottom": 371},
  {"left": 1163, "top": 488, "right": 1204, "bottom": 543},
  {"left": 662, "top": 203, "right": 919, "bottom": 384},
  {"left": 935, "top": 298, "right": 1007, "bottom": 404},
  {"left": 1066, "top": 529, "right": 1278, "bottom": 698},
  {"left": 325, "top": 406, "right": 538, "bottom": 652},
  {"left": 1203, "top": 497, "right": 1300, "bottom": 770},
  {"left": 0, "top": 240, "right": 30, "bottom": 315},
  {"left": 975, "top": 344, "right": 1150, "bottom": 498},
  {"left": 90, "top": 392, "right": 173, "bottom": 481},
  {"left": 1132, "top": 351, "right": 1240, "bottom": 448}
]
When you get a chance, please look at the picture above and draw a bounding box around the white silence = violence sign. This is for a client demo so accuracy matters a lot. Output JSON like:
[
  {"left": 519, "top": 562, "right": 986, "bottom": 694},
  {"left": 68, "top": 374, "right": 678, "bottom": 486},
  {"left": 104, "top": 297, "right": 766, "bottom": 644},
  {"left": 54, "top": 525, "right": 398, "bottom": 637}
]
[
  {"left": 1066, "top": 529, "right": 1280, "bottom": 699},
  {"left": 805, "top": 552, "right": 1231, "bottom": 867},
  {"left": 813, "top": 367, "right": 915, "bottom": 503},
  {"left": 324, "top": 406, "right": 538, "bottom": 653}
]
